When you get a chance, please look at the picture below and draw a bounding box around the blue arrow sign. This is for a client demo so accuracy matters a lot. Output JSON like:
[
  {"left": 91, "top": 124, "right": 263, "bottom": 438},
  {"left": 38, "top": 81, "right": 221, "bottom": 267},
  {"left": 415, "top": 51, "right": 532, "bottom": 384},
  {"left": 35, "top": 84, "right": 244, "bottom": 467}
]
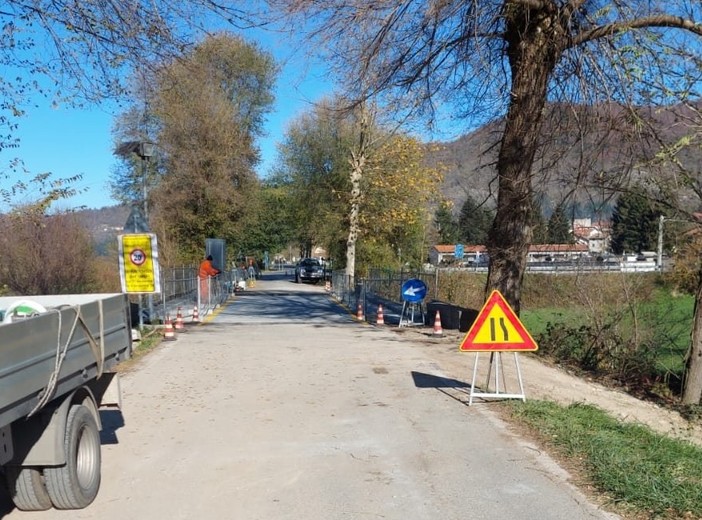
[
  {"left": 401, "top": 279, "right": 427, "bottom": 303},
  {"left": 455, "top": 244, "right": 465, "bottom": 259}
]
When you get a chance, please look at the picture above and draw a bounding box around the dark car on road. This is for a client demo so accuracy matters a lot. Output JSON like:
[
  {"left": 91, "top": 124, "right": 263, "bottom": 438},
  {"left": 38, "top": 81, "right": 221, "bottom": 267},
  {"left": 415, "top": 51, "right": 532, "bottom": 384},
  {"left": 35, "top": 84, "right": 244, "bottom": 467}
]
[{"left": 295, "top": 258, "right": 325, "bottom": 283}]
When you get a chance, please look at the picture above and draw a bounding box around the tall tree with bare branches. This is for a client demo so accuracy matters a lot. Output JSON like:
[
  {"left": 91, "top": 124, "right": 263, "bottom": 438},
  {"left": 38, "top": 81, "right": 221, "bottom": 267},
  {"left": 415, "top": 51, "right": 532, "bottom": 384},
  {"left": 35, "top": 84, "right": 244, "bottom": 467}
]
[{"left": 269, "top": 0, "right": 702, "bottom": 311}]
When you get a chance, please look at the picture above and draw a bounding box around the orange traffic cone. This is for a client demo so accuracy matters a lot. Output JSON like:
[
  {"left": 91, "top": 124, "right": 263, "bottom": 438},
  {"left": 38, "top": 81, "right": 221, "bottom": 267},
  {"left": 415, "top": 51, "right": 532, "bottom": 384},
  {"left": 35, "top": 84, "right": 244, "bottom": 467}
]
[
  {"left": 175, "top": 307, "right": 185, "bottom": 331},
  {"left": 192, "top": 305, "right": 200, "bottom": 323},
  {"left": 356, "top": 302, "right": 364, "bottom": 321},
  {"left": 164, "top": 316, "right": 176, "bottom": 341},
  {"left": 325, "top": 280, "right": 331, "bottom": 292},
  {"left": 376, "top": 304, "right": 385, "bottom": 326},
  {"left": 433, "top": 310, "right": 444, "bottom": 337}
]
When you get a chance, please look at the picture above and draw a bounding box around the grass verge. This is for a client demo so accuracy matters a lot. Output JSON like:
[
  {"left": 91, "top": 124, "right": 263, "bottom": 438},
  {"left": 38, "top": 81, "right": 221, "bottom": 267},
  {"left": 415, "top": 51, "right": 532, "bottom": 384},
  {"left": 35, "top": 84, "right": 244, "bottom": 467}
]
[
  {"left": 116, "top": 327, "right": 164, "bottom": 373},
  {"left": 504, "top": 400, "right": 702, "bottom": 519}
]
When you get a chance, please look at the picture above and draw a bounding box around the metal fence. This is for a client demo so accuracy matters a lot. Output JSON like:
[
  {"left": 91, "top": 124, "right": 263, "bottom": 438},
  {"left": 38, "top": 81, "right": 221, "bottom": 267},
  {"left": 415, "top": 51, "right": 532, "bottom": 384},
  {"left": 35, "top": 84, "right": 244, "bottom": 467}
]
[
  {"left": 330, "top": 268, "right": 441, "bottom": 326},
  {"left": 330, "top": 261, "right": 662, "bottom": 327},
  {"left": 134, "top": 266, "right": 247, "bottom": 326}
]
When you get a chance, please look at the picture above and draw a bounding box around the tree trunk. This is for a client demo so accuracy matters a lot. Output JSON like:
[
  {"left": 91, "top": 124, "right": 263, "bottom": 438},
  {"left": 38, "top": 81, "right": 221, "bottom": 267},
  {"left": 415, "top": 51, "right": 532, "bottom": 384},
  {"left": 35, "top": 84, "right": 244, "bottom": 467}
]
[
  {"left": 485, "top": 4, "right": 562, "bottom": 315},
  {"left": 345, "top": 104, "right": 371, "bottom": 286},
  {"left": 346, "top": 157, "right": 363, "bottom": 286},
  {"left": 683, "top": 263, "right": 702, "bottom": 404}
]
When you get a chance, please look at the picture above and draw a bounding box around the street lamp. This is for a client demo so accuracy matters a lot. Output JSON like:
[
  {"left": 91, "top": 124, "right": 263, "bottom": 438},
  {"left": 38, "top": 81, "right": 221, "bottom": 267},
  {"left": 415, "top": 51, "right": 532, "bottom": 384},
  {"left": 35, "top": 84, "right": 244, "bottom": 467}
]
[
  {"left": 114, "top": 140, "right": 155, "bottom": 220},
  {"left": 114, "top": 141, "right": 157, "bottom": 327}
]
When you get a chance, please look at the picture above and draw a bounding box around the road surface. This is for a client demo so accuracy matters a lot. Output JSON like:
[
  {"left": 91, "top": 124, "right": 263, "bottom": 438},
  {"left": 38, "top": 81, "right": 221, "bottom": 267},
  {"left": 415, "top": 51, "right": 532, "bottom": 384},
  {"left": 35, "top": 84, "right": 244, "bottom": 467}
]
[{"left": 0, "top": 272, "right": 618, "bottom": 519}]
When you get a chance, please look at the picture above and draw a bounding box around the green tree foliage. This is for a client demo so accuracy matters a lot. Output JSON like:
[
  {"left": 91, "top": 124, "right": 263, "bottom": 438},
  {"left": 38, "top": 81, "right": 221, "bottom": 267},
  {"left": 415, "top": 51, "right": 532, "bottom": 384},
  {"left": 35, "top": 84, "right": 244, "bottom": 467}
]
[
  {"left": 0, "top": 208, "right": 96, "bottom": 294},
  {"left": 232, "top": 180, "right": 297, "bottom": 261},
  {"left": 434, "top": 200, "right": 460, "bottom": 244},
  {"left": 277, "top": 100, "right": 353, "bottom": 260},
  {"left": 148, "top": 34, "right": 276, "bottom": 263},
  {"left": 610, "top": 188, "right": 661, "bottom": 255},
  {"left": 547, "top": 204, "right": 572, "bottom": 244},
  {"left": 457, "top": 195, "right": 493, "bottom": 245},
  {"left": 530, "top": 196, "right": 548, "bottom": 245},
  {"left": 277, "top": 100, "right": 440, "bottom": 272}
]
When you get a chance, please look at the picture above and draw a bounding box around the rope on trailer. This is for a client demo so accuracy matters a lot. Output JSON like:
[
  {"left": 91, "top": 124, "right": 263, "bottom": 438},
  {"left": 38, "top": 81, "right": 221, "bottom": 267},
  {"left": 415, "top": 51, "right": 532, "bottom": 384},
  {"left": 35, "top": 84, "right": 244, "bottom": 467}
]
[
  {"left": 28, "top": 306, "right": 79, "bottom": 416},
  {"left": 27, "top": 301, "right": 106, "bottom": 417}
]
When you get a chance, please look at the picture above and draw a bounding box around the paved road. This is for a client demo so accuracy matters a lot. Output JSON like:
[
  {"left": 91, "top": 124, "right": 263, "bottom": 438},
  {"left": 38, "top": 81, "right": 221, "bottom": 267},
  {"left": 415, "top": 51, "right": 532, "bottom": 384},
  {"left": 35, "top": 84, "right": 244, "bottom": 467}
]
[{"left": 0, "top": 272, "right": 618, "bottom": 519}]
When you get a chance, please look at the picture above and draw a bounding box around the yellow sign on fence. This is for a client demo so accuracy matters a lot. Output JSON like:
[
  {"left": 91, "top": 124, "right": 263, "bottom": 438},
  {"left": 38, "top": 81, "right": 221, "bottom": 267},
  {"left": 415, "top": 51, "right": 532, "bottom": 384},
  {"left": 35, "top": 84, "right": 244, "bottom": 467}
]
[{"left": 118, "top": 234, "right": 161, "bottom": 294}]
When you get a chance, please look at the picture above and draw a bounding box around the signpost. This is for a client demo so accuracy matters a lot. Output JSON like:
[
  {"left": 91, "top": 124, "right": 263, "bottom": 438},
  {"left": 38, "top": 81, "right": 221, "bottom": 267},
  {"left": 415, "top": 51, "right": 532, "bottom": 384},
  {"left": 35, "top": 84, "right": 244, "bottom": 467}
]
[
  {"left": 118, "top": 213, "right": 161, "bottom": 329},
  {"left": 459, "top": 290, "right": 538, "bottom": 404},
  {"left": 118, "top": 233, "right": 161, "bottom": 294},
  {"left": 399, "top": 278, "right": 427, "bottom": 327}
]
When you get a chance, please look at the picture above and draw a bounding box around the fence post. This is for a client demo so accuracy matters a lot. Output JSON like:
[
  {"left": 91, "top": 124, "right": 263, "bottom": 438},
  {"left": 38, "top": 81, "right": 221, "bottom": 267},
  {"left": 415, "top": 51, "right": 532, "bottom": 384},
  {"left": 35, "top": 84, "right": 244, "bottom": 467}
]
[{"left": 435, "top": 268, "right": 439, "bottom": 300}]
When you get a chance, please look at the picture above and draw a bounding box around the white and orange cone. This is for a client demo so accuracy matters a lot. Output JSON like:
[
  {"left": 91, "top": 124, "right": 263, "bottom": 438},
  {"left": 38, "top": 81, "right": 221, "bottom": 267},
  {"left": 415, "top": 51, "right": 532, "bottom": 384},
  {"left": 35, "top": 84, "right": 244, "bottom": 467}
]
[
  {"left": 164, "top": 316, "right": 176, "bottom": 341},
  {"left": 325, "top": 280, "right": 331, "bottom": 292},
  {"left": 433, "top": 310, "right": 444, "bottom": 337},
  {"left": 192, "top": 305, "right": 200, "bottom": 323},
  {"left": 175, "top": 306, "right": 185, "bottom": 331},
  {"left": 376, "top": 304, "right": 385, "bottom": 326},
  {"left": 356, "top": 302, "right": 364, "bottom": 321}
]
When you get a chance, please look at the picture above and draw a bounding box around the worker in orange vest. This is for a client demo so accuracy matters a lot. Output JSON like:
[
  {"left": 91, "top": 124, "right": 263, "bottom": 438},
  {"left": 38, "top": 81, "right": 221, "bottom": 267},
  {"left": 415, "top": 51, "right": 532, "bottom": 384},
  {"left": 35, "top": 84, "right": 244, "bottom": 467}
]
[{"left": 198, "top": 255, "right": 220, "bottom": 303}]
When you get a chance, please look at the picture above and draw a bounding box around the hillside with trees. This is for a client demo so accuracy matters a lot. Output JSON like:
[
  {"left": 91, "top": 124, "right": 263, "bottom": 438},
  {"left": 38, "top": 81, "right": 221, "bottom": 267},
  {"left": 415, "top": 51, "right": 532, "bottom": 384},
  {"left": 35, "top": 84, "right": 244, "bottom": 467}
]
[{"left": 425, "top": 102, "right": 702, "bottom": 221}]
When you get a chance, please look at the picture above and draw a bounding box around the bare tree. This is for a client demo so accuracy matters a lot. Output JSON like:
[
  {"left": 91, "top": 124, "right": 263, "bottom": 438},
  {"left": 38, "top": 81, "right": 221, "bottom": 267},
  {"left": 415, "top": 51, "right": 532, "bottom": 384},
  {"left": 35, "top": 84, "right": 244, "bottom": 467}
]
[
  {"left": 268, "top": 1, "right": 702, "bottom": 314},
  {"left": 0, "top": 209, "right": 96, "bottom": 294}
]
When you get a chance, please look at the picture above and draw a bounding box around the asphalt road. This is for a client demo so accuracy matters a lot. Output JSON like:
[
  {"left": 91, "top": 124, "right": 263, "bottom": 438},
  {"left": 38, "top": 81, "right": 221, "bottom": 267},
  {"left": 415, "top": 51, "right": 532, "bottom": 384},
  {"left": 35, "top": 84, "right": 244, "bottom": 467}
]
[{"left": 1, "top": 272, "right": 619, "bottom": 519}]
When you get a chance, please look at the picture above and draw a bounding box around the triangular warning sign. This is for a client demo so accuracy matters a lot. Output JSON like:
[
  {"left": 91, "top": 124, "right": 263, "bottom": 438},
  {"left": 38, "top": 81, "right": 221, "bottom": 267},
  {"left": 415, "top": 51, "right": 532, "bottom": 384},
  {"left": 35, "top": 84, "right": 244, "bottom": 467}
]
[{"left": 459, "top": 290, "right": 538, "bottom": 352}]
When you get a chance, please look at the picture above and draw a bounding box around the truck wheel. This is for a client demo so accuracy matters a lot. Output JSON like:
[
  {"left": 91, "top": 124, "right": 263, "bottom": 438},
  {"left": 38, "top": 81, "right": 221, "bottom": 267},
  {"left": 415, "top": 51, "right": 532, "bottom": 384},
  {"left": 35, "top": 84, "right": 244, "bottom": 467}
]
[
  {"left": 4, "top": 466, "right": 52, "bottom": 511},
  {"left": 44, "top": 405, "right": 101, "bottom": 509}
]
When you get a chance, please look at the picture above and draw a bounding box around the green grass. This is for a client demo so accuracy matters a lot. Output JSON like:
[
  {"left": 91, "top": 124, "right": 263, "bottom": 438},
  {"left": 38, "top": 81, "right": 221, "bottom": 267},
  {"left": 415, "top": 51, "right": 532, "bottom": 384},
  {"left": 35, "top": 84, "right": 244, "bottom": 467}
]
[
  {"left": 521, "top": 288, "right": 694, "bottom": 377},
  {"left": 520, "top": 307, "right": 584, "bottom": 337},
  {"left": 507, "top": 400, "right": 702, "bottom": 519}
]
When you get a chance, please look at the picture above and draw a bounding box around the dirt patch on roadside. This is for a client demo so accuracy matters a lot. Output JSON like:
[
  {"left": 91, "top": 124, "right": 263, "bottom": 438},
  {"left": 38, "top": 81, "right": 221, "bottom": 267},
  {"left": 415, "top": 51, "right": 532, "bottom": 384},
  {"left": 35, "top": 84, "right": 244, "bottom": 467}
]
[{"left": 391, "top": 326, "right": 702, "bottom": 447}]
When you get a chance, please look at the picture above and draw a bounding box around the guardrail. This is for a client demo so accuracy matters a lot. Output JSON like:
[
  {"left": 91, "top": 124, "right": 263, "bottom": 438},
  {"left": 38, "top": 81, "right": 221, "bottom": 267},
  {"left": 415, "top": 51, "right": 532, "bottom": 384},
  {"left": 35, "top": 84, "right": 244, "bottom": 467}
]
[{"left": 134, "top": 266, "right": 246, "bottom": 326}]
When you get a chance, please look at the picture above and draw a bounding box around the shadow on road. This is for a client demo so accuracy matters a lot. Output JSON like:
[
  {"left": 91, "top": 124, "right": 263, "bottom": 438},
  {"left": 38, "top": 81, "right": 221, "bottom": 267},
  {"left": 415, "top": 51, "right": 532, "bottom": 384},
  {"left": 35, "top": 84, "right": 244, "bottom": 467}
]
[{"left": 411, "top": 371, "right": 470, "bottom": 389}]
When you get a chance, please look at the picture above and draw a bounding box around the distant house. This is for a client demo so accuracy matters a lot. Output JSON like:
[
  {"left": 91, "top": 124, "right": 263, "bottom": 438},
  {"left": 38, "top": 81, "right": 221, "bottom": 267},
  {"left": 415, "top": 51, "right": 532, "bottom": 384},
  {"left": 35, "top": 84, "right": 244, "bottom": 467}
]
[
  {"left": 428, "top": 244, "right": 487, "bottom": 265},
  {"left": 527, "top": 243, "right": 589, "bottom": 262},
  {"left": 572, "top": 218, "right": 611, "bottom": 254},
  {"left": 430, "top": 243, "right": 588, "bottom": 265}
]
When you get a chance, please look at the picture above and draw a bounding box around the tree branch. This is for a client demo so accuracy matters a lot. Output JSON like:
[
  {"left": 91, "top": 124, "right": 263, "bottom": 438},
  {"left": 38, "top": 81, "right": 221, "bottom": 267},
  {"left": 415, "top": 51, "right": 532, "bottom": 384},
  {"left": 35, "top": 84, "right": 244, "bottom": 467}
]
[{"left": 572, "top": 15, "right": 702, "bottom": 48}]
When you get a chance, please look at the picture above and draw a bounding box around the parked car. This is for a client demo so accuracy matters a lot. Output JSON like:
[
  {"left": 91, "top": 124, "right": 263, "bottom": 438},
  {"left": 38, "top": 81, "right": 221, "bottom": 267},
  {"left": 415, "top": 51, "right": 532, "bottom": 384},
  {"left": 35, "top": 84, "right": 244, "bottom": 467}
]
[{"left": 295, "top": 258, "right": 325, "bottom": 283}]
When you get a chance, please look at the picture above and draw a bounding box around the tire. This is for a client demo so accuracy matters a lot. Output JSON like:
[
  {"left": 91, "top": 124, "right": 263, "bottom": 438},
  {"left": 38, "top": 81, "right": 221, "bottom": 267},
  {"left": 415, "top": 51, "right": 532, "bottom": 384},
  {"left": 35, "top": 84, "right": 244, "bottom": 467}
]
[
  {"left": 44, "top": 405, "right": 101, "bottom": 509},
  {"left": 4, "top": 466, "right": 52, "bottom": 511}
]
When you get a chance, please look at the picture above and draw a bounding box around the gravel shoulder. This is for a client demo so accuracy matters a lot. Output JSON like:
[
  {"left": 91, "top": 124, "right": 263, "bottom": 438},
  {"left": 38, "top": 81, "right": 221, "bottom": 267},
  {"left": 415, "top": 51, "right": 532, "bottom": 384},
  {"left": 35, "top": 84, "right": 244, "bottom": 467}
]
[{"left": 392, "top": 325, "right": 702, "bottom": 447}]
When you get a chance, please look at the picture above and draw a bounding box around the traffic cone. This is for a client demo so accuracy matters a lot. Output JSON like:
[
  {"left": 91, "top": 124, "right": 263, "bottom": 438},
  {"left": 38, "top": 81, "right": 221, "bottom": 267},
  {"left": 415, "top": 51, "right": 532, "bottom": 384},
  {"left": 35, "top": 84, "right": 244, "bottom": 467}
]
[
  {"left": 164, "top": 316, "right": 176, "bottom": 341},
  {"left": 175, "top": 307, "right": 185, "bottom": 331},
  {"left": 356, "top": 302, "right": 364, "bottom": 321},
  {"left": 433, "top": 310, "right": 443, "bottom": 337},
  {"left": 192, "top": 305, "right": 200, "bottom": 323},
  {"left": 325, "top": 280, "right": 331, "bottom": 292},
  {"left": 376, "top": 304, "right": 385, "bottom": 326}
]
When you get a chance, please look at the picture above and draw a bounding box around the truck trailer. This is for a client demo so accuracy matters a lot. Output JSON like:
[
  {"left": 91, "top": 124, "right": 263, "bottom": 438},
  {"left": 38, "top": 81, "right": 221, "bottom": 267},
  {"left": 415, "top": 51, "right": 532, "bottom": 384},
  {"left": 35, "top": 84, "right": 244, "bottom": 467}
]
[{"left": 0, "top": 293, "right": 132, "bottom": 511}]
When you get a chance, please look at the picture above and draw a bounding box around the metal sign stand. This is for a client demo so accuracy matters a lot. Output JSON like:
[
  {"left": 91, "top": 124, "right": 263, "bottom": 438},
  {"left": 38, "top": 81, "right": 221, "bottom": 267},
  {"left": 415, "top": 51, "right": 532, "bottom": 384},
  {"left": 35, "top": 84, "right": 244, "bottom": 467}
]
[
  {"left": 399, "top": 301, "right": 424, "bottom": 327},
  {"left": 468, "top": 352, "right": 526, "bottom": 405}
]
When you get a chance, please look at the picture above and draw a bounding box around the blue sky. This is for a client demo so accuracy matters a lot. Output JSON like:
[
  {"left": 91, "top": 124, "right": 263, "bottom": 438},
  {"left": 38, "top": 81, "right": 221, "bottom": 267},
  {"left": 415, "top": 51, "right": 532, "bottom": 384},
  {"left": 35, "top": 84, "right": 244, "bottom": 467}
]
[{"left": 5, "top": 31, "right": 334, "bottom": 211}]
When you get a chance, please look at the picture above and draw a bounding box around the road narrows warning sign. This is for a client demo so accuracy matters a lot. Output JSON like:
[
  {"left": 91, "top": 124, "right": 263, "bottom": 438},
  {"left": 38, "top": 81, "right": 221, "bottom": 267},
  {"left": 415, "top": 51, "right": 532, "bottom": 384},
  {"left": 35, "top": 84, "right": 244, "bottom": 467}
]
[{"left": 459, "top": 290, "right": 538, "bottom": 352}]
